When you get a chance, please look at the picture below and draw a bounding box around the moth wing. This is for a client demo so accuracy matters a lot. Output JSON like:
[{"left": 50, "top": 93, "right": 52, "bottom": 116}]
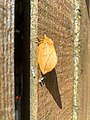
[
  {"left": 44, "top": 45, "right": 57, "bottom": 74},
  {"left": 38, "top": 42, "right": 57, "bottom": 74},
  {"left": 38, "top": 43, "right": 49, "bottom": 74}
]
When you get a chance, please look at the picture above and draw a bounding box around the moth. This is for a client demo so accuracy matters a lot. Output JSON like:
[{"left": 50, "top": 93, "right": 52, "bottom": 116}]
[{"left": 37, "top": 34, "right": 57, "bottom": 82}]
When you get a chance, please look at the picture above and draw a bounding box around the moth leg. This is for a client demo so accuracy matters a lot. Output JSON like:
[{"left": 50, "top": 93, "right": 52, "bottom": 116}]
[
  {"left": 36, "top": 37, "right": 43, "bottom": 45},
  {"left": 35, "top": 41, "right": 43, "bottom": 45},
  {"left": 39, "top": 76, "right": 46, "bottom": 83},
  {"left": 39, "top": 77, "right": 44, "bottom": 83}
]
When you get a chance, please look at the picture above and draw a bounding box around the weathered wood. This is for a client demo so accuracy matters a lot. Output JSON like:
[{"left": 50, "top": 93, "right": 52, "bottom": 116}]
[
  {"left": 0, "top": 0, "right": 15, "bottom": 119},
  {"left": 30, "top": 0, "right": 38, "bottom": 120},
  {"left": 37, "top": 0, "right": 74, "bottom": 120},
  {"left": 73, "top": 0, "right": 89, "bottom": 120}
]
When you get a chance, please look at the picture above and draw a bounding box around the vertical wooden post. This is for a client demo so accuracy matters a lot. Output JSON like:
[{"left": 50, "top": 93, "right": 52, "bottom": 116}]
[
  {"left": 0, "top": 0, "right": 15, "bottom": 119},
  {"left": 30, "top": 0, "right": 38, "bottom": 120},
  {"left": 73, "top": 0, "right": 89, "bottom": 119},
  {"left": 73, "top": 0, "right": 81, "bottom": 119}
]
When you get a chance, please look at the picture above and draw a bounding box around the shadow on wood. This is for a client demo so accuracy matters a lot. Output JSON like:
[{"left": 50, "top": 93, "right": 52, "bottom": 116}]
[
  {"left": 85, "top": 0, "right": 90, "bottom": 19},
  {"left": 44, "top": 69, "right": 62, "bottom": 109}
]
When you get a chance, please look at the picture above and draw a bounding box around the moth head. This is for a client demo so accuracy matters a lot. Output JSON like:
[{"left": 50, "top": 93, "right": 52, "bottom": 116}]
[
  {"left": 36, "top": 34, "right": 54, "bottom": 45},
  {"left": 36, "top": 36, "right": 44, "bottom": 45},
  {"left": 44, "top": 34, "right": 54, "bottom": 45},
  {"left": 37, "top": 34, "right": 49, "bottom": 42}
]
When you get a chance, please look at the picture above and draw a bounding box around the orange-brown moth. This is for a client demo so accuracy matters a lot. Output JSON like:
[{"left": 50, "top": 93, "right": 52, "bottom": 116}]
[{"left": 37, "top": 34, "right": 57, "bottom": 75}]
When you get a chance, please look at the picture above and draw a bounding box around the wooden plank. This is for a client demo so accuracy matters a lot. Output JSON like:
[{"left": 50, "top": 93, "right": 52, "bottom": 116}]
[
  {"left": 0, "top": 0, "right": 15, "bottom": 119},
  {"left": 37, "top": 0, "right": 74, "bottom": 120},
  {"left": 73, "top": 0, "right": 89, "bottom": 120},
  {"left": 30, "top": 0, "right": 38, "bottom": 120}
]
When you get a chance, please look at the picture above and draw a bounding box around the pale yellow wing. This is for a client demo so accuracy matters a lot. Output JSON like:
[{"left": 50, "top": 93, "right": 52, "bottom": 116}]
[{"left": 38, "top": 35, "right": 57, "bottom": 75}]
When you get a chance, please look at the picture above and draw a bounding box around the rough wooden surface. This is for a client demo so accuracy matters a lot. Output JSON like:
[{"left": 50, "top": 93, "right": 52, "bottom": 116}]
[
  {"left": 73, "top": 0, "right": 81, "bottom": 119},
  {"left": 87, "top": 19, "right": 90, "bottom": 120},
  {"left": 0, "top": 0, "right": 15, "bottom": 119},
  {"left": 37, "top": 0, "right": 74, "bottom": 120},
  {"left": 30, "top": 0, "right": 38, "bottom": 120},
  {"left": 73, "top": 0, "right": 89, "bottom": 120},
  {"left": 79, "top": 0, "right": 90, "bottom": 119}
]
